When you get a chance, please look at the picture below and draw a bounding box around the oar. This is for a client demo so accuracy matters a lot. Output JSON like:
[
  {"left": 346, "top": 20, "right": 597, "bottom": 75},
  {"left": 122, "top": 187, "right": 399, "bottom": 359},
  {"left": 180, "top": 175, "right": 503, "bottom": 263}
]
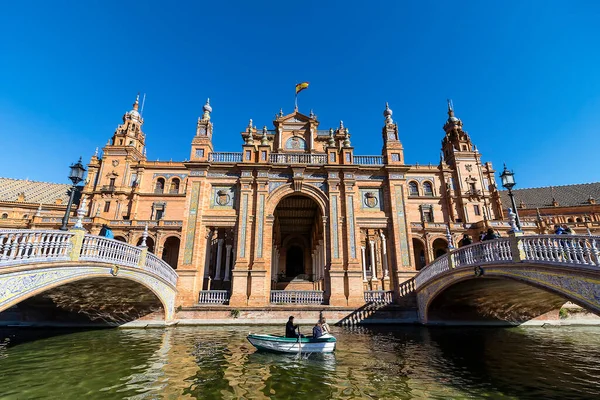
[{"left": 297, "top": 326, "right": 301, "bottom": 358}]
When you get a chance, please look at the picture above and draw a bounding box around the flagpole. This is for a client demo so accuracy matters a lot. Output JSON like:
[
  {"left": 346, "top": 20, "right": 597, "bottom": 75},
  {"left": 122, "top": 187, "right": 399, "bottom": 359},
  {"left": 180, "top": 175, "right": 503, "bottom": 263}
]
[{"left": 295, "top": 93, "right": 298, "bottom": 111}]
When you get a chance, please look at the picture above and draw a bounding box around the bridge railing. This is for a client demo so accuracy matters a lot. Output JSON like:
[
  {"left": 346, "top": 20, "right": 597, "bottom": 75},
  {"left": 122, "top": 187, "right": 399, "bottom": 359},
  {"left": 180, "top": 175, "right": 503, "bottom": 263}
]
[
  {"left": 521, "top": 235, "right": 600, "bottom": 266},
  {"left": 0, "top": 230, "right": 74, "bottom": 265},
  {"left": 0, "top": 229, "right": 178, "bottom": 288},
  {"left": 415, "top": 234, "right": 600, "bottom": 290},
  {"left": 364, "top": 290, "right": 394, "bottom": 303},
  {"left": 80, "top": 235, "right": 141, "bottom": 267}
]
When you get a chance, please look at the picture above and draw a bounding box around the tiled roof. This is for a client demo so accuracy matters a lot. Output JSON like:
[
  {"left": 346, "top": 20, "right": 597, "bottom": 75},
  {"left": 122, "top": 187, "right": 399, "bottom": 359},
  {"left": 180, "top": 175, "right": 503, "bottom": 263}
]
[
  {"left": 0, "top": 177, "right": 72, "bottom": 205},
  {"left": 500, "top": 182, "right": 600, "bottom": 209}
]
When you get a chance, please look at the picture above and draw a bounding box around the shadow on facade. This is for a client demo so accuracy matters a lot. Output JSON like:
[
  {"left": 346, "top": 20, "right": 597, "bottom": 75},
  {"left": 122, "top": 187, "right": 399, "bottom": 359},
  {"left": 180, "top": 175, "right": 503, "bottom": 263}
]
[{"left": 0, "top": 278, "right": 165, "bottom": 328}]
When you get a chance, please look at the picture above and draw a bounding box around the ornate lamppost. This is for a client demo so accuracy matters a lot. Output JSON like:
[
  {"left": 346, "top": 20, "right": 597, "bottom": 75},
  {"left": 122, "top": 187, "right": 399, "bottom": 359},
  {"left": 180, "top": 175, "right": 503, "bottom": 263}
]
[
  {"left": 500, "top": 163, "right": 521, "bottom": 231},
  {"left": 59, "top": 157, "right": 86, "bottom": 231}
]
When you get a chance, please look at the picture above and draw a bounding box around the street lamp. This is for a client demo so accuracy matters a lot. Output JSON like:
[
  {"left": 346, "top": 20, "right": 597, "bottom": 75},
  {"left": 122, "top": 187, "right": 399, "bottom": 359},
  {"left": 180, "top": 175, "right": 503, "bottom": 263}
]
[
  {"left": 59, "top": 157, "right": 86, "bottom": 231},
  {"left": 500, "top": 163, "right": 521, "bottom": 230}
]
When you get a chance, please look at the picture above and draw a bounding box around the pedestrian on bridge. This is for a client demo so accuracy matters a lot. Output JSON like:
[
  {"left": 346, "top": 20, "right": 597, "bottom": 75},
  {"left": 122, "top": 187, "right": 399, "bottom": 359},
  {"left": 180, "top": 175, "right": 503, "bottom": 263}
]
[{"left": 99, "top": 224, "right": 114, "bottom": 239}]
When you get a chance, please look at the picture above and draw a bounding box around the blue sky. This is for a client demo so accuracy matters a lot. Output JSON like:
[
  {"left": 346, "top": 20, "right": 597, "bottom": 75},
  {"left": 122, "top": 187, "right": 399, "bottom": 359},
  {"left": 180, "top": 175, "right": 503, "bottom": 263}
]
[{"left": 1, "top": 1, "right": 599, "bottom": 188}]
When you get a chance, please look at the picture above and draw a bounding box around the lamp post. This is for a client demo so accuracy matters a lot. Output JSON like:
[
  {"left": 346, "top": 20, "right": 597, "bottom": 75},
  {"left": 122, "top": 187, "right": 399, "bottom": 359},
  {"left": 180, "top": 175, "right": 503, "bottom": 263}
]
[
  {"left": 60, "top": 157, "right": 86, "bottom": 231},
  {"left": 500, "top": 163, "right": 521, "bottom": 231}
]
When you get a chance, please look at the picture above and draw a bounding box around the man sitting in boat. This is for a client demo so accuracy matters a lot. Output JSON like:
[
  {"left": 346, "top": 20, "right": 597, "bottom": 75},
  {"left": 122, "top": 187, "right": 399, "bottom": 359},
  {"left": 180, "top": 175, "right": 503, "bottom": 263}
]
[
  {"left": 285, "top": 316, "right": 302, "bottom": 338},
  {"left": 312, "top": 321, "right": 323, "bottom": 338}
]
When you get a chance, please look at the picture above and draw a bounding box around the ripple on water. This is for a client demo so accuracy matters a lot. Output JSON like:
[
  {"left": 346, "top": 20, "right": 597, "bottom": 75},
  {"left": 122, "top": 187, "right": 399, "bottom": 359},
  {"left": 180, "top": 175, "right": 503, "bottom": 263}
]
[{"left": 1, "top": 325, "right": 600, "bottom": 399}]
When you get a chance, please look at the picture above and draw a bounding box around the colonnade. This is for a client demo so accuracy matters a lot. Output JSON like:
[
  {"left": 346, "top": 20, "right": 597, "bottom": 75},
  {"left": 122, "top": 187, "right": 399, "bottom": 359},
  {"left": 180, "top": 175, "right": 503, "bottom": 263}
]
[
  {"left": 203, "top": 228, "right": 235, "bottom": 285},
  {"left": 360, "top": 230, "right": 390, "bottom": 286},
  {"left": 311, "top": 239, "right": 325, "bottom": 289}
]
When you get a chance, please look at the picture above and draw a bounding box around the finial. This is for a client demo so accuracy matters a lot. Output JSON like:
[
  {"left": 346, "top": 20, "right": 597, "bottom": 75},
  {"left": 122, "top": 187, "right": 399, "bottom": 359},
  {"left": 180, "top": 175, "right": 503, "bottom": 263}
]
[
  {"left": 279, "top": 108, "right": 284, "bottom": 117},
  {"left": 343, "top": 128, "right": 351, "bottom": 147},
  {"left": 508, "top": 208, "right": 520, "bottom": 232},
  {"left": 202, "top": 98, "right": 212, "bottom": 121},
  {"left": 248, "top": 119, "right": 253, "bottom": 130},
  {"left": 261, "top": 126, "right": 269, "bottom": 145},
  {"left": 446, "top": 98, "right": 456, "bottom": 120},
  {"left": 339, "top": 120, "right": 344, "bottom": 129},
  {"left": 446, "top": 225, "right": 454, "bottom": 249},
  {"left": 141, "top": 223, "right": 149, "bottom": 247},
  {"left": 133, "top": 93, "right": 140, "bottom": 111},
  {"left": 35, "top": 203, "right": 42, "bottom": 217},
  {"left": 94, "top": 147, "right": 99, "bottom": 157},
  {"left": 73, "top": 197, "right": 88, "bottom": 230},
  {"left": 383, "top": 102, "right": 393, "bottom": 124},
  {"left": 328, "top": 128, "right": 335, "bottom": 147},
  {"left": 309, "top": 109, "right": 315, "bottom": 119}
]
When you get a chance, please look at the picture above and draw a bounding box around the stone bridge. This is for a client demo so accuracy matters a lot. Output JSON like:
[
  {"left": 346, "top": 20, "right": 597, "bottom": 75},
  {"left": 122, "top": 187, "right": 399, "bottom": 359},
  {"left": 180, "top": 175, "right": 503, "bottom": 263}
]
[
  {"left": 415, "top": 233, "right": 600, "bottom": 324},
  {"left": 0, "top": 228, "right": 178, "bottom": 324}
]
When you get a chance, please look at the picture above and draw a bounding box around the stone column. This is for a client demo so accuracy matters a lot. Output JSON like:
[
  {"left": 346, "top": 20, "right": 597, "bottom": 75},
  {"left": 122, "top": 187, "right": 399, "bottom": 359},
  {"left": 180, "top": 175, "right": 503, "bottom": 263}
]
[
  {"left": 361, "top": 246, "right": 367, "bottom": 281},
  {"left": 204, "top": 228, "right": 214, "bottom": 279},
  {"left": 224, "top": 244, "right": 232, "bottom": 281},
  {"left": 380, "top": 232, "right": 389, "bottom": 278},
  {"left": 369, "top": 240, "right": 377, "bottom": 279},
  {"left": 214, "top": 238, "right": 224, "bottom": 280}
]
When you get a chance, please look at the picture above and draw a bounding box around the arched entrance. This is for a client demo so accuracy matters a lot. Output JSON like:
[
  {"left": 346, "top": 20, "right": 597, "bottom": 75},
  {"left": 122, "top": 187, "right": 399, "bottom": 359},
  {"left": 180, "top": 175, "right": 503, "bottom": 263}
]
[
  {"left": 272, "top": 195, "right": 325, "bottom": 290},
  {"left": 162, "top": 236, "right": 180, "bottom": 269},
  {"left": 412, "top": 238, "right": 427, "bottom": 270},
  {"left": 432, "top": 238, "right": 448, "bottom": 259}
]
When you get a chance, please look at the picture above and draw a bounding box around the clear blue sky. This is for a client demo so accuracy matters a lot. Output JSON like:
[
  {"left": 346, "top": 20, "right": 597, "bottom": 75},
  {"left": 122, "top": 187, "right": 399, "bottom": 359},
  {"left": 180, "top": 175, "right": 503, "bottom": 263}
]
[{"left": 1, "top": 1, "right": 599, "bottom": 189}]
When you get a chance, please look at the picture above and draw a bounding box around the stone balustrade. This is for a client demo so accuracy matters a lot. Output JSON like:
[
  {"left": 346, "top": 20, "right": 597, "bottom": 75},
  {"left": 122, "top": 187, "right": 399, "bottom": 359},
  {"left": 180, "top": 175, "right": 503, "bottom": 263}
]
[
  {"left": 0, "top": 229, "right": 178, "bottom": 288},
  {"left": 353, "top": 155, "right": 384, "bottom": 165},
  {"left": 270, "top": 290, "right": 324, "bottom": 305},
  {"left": 208, "top": 152, "right": 243, "bottom": 163},
  {"left": 364, "top": 290, "right": 394, "bottom": 303},
  {"left": 198, "top": 290, "right": 230, "bottom": 304},
  {"left": 415, "top": 234, "right": 600, "bottom": 290},
  {"left": 269, "top": 153, "right": 327, "bottom": 165}
]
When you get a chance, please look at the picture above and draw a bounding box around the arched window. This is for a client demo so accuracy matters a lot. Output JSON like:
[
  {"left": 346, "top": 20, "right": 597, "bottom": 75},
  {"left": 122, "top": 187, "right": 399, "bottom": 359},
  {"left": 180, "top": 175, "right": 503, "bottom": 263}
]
[
  {"left": 567, "top": 218, "right": 574, "bottom": 223},
  {"left": 155, "top": 178, "right": 165, "bottom": 194},
  {"left": 576, "top": 217, "right": 582, "bottom": 223},
  {"left": 408, "top": 181, "right": 419, "bottom": 196},
  {"left": 423, "top": 182, "right": 434, "bottom": 196},
  {"left": 1, "top": 213, "right": 8, "bottom": 219},
  {"left": 169, "top": 178, "right": 180, "bottom": 194},
  {"left": 22, "top": 214, "right": 28, "bottom": 219}
]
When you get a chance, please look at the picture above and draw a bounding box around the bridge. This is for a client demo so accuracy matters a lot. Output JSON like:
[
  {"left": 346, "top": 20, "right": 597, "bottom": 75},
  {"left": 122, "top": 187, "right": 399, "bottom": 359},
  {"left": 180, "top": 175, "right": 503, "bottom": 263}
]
[
  {"left": 415, "top": 233, "right": 600, "bottom": 324},
  {"left": 0, "top": 228, "right": 178, "bottom": 325}
]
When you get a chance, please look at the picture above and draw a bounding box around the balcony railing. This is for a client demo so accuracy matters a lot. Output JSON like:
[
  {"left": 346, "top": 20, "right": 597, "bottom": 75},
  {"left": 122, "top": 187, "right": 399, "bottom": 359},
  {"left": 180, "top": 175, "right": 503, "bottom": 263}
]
[
  {"left": 209, "top": 152, "right": 243, "bottom": 163},
  {"left": 198, "top": 290, "right": 230, "bottom": 304},
  {"left": 270, "top": 290, "right": 324, "bottom": 305},
  {"left": 364, "top": 290, "right": 394, "bottom": 303},
  {"left": 270, "top": 153, "right": 327, "bottom": 165},
  {"left": 353, "top": 155, "right": 384, "bottom": 165}
]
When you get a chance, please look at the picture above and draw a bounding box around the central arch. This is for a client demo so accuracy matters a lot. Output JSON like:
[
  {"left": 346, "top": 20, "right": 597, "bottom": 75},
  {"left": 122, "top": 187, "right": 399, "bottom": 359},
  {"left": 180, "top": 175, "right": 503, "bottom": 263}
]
[{"left": 270, "top": 192, "right": 326, "bottom": 292}]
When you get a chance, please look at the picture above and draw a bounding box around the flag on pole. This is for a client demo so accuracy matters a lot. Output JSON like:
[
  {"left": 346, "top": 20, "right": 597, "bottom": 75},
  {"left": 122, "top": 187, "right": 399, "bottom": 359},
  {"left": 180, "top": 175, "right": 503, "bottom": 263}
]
[{"left": 295, "top": 82, "right": 309, "bottom": 94}]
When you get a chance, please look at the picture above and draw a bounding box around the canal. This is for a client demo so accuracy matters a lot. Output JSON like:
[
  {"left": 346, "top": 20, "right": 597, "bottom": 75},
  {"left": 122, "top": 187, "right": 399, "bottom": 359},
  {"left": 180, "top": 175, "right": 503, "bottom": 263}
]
[{"left": 1, "top": 325, "right": 600, "bottom": 399}]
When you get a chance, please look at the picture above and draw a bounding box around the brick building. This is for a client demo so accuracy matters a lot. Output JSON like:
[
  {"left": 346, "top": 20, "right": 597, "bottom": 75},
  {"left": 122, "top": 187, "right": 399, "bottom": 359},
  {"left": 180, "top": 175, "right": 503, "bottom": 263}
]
[{"left": 1, "top": 96, "right": 598, "bottom": 307}]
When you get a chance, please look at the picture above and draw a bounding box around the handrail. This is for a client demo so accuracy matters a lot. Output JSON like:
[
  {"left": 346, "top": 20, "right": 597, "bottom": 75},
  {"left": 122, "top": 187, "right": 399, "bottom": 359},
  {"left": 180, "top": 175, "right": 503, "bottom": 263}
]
[
  {"left": 354, "top": 155, "right": 384, "bottom": 165},
  {"left": 270, "top": 290, "right": 324, "bottom": 304}
]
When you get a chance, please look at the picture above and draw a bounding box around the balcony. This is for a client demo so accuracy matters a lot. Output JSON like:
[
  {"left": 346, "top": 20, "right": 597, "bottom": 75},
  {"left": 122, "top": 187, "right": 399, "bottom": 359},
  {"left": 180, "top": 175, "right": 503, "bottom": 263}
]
[
  {"left": 198, "top": 290, "right": 230, "bottom": 305},
  {"left": 270, "top": 153, "right": 327, "bottom": 165},
  {"left": 353, "top": 155, "right": 384, "bottom": 165}
]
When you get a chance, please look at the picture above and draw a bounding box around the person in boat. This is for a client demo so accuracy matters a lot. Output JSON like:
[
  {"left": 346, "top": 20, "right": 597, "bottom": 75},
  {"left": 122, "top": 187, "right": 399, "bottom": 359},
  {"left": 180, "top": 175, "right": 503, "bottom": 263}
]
[
  {"left": 312, "top": 320, "right": 323, "bottom": 338},
  {"left": 285, "top": 316, "right": 302, "bottom": 338},
  {"left": 320, "top": 317, "right": 331, "bottom": 334}
]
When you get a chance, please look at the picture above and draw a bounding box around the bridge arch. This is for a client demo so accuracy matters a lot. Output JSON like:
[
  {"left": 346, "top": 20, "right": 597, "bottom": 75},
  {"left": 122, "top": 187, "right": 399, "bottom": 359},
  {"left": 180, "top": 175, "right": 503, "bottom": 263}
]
[{"left": 0, "top": 263, "right": 175, "bottom": 322}]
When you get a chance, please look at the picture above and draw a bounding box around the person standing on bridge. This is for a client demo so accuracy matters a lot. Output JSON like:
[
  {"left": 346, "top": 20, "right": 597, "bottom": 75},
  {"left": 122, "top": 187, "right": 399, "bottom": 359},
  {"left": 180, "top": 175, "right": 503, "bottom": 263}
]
[
  {"left": 99, "top": 224, "right": 114, "bottom": 239},
  {"left": 482, "top": 228, "right": 498, "bottom": 241}
]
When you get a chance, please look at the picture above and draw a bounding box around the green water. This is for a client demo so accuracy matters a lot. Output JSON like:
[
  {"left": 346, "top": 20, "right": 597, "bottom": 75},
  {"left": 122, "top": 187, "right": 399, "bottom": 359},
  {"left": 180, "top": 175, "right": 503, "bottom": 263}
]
[{"left": 1, "top": 325, "right": 600, "bottom": 399}]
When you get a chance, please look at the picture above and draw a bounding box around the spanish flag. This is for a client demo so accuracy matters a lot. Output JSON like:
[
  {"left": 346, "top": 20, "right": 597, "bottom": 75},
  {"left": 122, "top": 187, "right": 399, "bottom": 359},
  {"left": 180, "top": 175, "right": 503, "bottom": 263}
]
[{"left": 295, "top": 82, "right": 309, "bottom": 95}]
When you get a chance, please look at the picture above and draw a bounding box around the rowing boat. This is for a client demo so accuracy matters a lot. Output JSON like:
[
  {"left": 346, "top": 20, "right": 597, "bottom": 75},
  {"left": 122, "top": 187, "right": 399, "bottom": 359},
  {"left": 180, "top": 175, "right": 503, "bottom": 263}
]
[{"left": 247, "top": 333, "right": 337, "bottom": 353}]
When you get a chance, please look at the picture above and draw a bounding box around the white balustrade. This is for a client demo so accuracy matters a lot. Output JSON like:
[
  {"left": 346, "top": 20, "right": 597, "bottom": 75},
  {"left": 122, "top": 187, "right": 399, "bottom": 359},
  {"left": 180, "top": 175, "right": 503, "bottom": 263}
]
[
  {"left": 270, "top": 290, "right": 324, "bottom": 305},
  {"left": 198, "top": 290, "right": 230, "bottom": 304},
  {"left": 0, "top": 230, "right": 73, "bottom": 265},
  {"left": 269, "top": 153, "right": 327, "bottom": 165},
  {"left": 364, "top": 290, "right": 394, "bottom": 303},
  {"left": 208, "top": 152, "right": 243, "bottom": 163},
  {"left": 144, "top": 252, "right": 178, "bottom": 286},
  {"left": 80, "top": 235, "right": 141, "bottom": 267},
  {"left": 353, "top": 155, "right": 384, "bottom": 165},
  {"left": 521, "top": 235, "right": 600, "bottom": 266}
]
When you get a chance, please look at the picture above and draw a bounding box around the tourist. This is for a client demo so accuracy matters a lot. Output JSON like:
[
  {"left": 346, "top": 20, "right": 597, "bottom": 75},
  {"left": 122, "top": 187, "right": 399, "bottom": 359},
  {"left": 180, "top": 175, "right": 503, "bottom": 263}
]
[
  {"left": 479, "top": 231, "right": 486, "bottom": 241},
  {"left": 563, "top": 225, "right": 575, "bottom": 235},
  {"left": 312, "top": 321, "right": 323, "bottom": 338},
  {"left": 285, "top": 316, "right": 301, "bottom": 338},
  {"left": 554, "top": 225, "right": 565, "bottom": 235},
  {"left": 482, "top": 228, "right": 498, "bottom": 241},
  {"left": 320, "top": 317, "right": 331, "bottom": 334},
  {"left": 99, "top": 224, "right": 114, "bottom": 239},
  {"left": 459, "top": 234, "right": 473, "bottom": 247}
]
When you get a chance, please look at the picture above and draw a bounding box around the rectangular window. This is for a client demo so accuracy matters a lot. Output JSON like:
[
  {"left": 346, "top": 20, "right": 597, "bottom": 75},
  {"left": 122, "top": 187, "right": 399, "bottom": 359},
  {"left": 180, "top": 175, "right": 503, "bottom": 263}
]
[
  {"left": 156, "top": 209, "right": 164, "bottom": 220},
  {"left": 391, "top": 153, "right": 400, "bottom": 162},
  {"left": 245, "top": 150, "right": 252, "bottom": 161},
  {"left": 261, "top": 150, "right": 267, "bottom": 161},
  {"left": 345, "top": 153, "right": 351, "bottom": 163},
  {"left": 103, "top": 202, "right": 111, "bottom": 212},
  {"left": 470, "top": 183, "right": 477, "bottom": 193},
  {"left": 329, "top": 153, "right": 336, "bottom": 163},
  {"left": 195, "top": 148, "right": 204, "bottom": 158},
  {"left": 130, "top": 174, "right": 137, "bottom": 187},
  {"left": 474, "top": 205, "right": 481, "bottom": 216},
  {"left": 424, "top": 210, "right": 433, "bottom": 223},
  {"left": 109, "top": 178, "right": 116, "bottom": 188}
]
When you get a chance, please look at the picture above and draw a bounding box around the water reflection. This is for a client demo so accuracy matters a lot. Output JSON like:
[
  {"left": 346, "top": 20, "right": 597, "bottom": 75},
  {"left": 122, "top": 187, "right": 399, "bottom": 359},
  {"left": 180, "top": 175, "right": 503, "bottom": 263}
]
[{"left": 1, "top": 325, "right": 600, "bottom": 399}]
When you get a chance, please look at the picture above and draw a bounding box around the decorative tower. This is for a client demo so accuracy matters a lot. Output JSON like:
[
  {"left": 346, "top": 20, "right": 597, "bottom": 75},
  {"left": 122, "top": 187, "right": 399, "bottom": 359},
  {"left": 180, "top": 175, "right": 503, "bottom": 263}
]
[
  {"left": 109, "top": 94, "right": 146, "bottom": 155},
  {"left": 381, "top": 103, "right": 404, "bottom": 165},
  {"left": 440, "top": 100, "right": 500, "bottom": 224},
  {"left": 190, "top": 99, "right": 214, "bottom": 162}
]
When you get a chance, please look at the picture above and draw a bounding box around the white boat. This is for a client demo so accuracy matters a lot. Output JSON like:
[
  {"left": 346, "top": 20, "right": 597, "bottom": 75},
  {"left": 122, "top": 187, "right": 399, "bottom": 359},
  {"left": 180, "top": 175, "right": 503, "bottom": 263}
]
[{"left": 247, "top": 333, "right": 337, "bottom": 353}]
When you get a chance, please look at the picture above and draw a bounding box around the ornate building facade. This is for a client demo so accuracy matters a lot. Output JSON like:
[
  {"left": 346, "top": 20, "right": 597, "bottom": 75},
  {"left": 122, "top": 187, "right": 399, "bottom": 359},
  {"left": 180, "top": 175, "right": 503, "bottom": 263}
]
[{"left": 1, "top": 95, "right": 599, "bottom": 308}]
